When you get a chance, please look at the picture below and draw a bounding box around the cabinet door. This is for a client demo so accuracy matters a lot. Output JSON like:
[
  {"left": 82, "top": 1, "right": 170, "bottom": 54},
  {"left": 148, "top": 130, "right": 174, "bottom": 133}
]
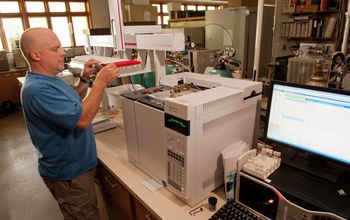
[
  {"left": 98, "top": 164, "right": 133, "bottom": 220},
  {"left": 134, "top": 198, "right": 159, "bottom": 220},
  {"left": 0, "top": 72, "right": 24, "bottom": 104}
]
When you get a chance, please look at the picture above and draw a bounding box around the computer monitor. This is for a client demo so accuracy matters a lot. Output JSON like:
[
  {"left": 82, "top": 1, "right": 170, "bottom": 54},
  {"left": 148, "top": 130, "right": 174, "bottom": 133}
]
[{"left": 264, "top": 80, "right": 350, "bottom": 182}]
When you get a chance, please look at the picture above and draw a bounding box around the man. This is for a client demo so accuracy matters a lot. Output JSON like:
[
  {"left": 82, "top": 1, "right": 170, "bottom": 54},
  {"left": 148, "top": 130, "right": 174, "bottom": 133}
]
[{"left": 20, "top": 27, "right": 119, "bottom": 219}]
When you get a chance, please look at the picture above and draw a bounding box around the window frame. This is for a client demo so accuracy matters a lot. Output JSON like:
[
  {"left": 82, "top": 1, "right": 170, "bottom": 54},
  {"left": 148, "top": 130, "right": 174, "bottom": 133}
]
[
  {"left": 0, "top": 0, "right": 92, "bottom": 52},
  {"left": 151, "top": 1, "right": 219, "bottom": 27}
]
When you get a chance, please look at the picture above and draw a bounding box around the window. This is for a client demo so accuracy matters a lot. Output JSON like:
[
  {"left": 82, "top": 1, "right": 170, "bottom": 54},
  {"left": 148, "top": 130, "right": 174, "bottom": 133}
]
[
  {"left": 157, "top": 15, "right": 162, "bottom": 25},
  {"left": 0, "top": 1, "right": 20, "bottom": 13},
  {"left": 163, "top": 15, "right": 169, "bottom": 25},
  {"left": 28, "top": 17, "right": 49, "bottom": 28},
  {"left": 51, "top": 17, "right": 71, "bottom": 47},
  {"left": 162, "top": 4, "right": 168, "bottom": 13},
  {"left": 187, "top": 5, "right": 196, "bottom": 10},
  {"left": 70, "top": 2, "right": 86, "bottom": 12},
  {"left": 152, "top": 4, "right": 160, "bottom": 12},
  {"left": 48, "top": 2, "right": 66, "bottom": 12},
  {"left": 151, "top": 2, "right": 219, "bottom": 26},
  {"left": 0, "top": 0, "right": 91, "bottom": 52},
  {"left": 72, "top": 16, "right": 89, "bottom": 46},
  {"left": 2, "top": 18, "right": 24, "bottom": 50},
  {"left": 197, "top": 6, "right": 206, "bottom": 11},
  {"left": 26, "top": 1, "right": 45, "bottom": 13}
]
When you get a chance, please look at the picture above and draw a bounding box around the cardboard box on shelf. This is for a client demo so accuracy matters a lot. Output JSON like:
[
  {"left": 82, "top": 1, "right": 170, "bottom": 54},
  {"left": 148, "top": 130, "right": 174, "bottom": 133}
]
[
  {"left": 282, "top": 4, "right": 296, "bottom": 13},
  {"left": 123, "top": 5, "right": 157, "bottom": 22},
  {"left": 167, "top": 2, "right": 181, "bottom": 11},
  {"left": 296, "top": 4, "right": 319, "bottom": 12}
]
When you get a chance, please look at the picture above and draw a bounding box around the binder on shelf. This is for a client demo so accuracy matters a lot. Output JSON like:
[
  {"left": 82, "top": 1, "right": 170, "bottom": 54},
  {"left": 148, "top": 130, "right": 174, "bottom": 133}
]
[
  {"left": 305, "top": 22, "right": 309, "bottom": 37},
  {"left": 316, "top": 18, "right": 324, "bottom": 38},
  {"left": 280, "top": 1, "right": 337, "bottom": 40},
  {"left": 281, "top": 18, "right": 294, "bottom": 38},
  {"left": 296, "top": 22, "right": 301, "bottom": 37},
  {"left": 319, "top": 0, "right": 330, "bottom": 11},
  {"left": 308, "top": 17, "right": 314, "bottom": 37},
  {"left": 301, "top": 23, "right": 306, "bottom": 37},
  {"left": 323, "top": 17, "right": 336, "bottom": 38},
  {"left": 289, "top": 23, "right": 295, "bottom": 37},
  {"left": 322, "top": 17, "right": 329, "bottom": 37},
  {"left": 293, "top": 22, "right": 297, "bottom": 37},
  {"left": 311, "top": 18, "right": 318, "bottom": 38},
  {"left": 285, "top": 23, "right": 290, "bottom": 37}
]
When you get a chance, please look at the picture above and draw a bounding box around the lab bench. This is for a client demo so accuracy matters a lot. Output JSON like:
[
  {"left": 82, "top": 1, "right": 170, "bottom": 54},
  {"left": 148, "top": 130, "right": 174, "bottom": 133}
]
[
  {"left": 95, "top": 107, "right": 350, "bottom": 220},
  {"left": 95, "top": 111, "right": 226, "bottom": 220}
]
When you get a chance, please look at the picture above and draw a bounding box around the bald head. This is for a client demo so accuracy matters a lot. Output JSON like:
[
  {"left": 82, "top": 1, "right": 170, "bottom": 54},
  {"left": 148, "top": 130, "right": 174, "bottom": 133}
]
[
  {"left": 19, "top": 28, "right": 66, "bottom": 75},
  {"left": 20, "top": 28, "right": 57, "bottom": 60}
]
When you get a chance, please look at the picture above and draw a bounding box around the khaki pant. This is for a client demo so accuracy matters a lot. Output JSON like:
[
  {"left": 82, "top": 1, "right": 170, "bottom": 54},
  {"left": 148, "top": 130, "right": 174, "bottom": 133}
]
[{"left": 42, "top": 168, "right": 100, "bottom": 220}]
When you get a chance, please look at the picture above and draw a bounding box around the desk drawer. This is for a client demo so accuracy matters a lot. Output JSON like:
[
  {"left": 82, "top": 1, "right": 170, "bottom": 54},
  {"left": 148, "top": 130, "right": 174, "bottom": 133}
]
[
  {"left": 98, "top": 164, "right": 133, "bottom": 219},
  {"left": 134, "top": 198, "right": 159, "bottom": 220}
]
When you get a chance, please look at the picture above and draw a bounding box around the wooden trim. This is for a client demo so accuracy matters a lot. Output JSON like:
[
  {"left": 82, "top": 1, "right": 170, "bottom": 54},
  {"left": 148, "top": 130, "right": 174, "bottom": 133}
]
[
  {"left": 0, "top": 0, "right": 92, "bottom": 52},
  {"left": 169, "top": 16, "right": 205, "bottom": 22}
]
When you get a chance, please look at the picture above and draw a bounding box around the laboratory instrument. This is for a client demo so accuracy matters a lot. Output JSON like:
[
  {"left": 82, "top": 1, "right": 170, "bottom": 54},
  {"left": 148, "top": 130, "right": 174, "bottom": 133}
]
[{"left": 121, "top": 72, "right": 262, "bottom": 206}]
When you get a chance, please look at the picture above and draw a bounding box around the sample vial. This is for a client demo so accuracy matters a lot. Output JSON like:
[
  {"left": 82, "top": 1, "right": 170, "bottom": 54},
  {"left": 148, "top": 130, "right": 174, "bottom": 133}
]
[{"left": 208, "top": 196, "right": 218, "bottom": 212}]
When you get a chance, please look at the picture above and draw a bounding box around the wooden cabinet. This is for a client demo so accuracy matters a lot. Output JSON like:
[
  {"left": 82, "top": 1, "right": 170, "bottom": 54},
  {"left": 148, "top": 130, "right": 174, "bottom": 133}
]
[
  {"left": 98, "top": 164, "right": 133, "bottom": 220},
  {"left": 98, "top": 163, "right": 160, "bottom": 220},
  {"left": 133, "top": 198, "right": 158, "bottom": 220},
  {"left": 0, "top": 69, "right": 27, "bottom": 104}
]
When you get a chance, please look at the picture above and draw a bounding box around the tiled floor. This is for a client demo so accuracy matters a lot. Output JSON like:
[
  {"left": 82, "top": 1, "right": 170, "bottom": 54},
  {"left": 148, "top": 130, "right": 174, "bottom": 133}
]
[{"left": 0, "top": 109, "right": 62, "bottom": 220}]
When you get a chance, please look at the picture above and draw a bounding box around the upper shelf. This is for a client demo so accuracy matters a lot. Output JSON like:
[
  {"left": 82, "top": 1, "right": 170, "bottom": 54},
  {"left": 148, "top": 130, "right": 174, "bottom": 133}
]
[
  {"left": 169, "top": 16, "right": 205, "bottom": 22},
  {"left": 289, "top": 9, "right": 338, "bottom": 15}
]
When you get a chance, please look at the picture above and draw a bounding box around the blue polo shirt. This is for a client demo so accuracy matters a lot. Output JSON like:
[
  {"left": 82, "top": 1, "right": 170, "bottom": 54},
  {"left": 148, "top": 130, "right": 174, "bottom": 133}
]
[{"left": 21, "top": 71, "right": 97, "bottom": 181}]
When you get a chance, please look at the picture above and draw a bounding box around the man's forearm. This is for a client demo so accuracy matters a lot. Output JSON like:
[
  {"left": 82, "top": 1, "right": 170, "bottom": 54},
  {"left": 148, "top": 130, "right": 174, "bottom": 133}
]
[{"left": 76, "top": 81, "right": 106, "bottom": 129}]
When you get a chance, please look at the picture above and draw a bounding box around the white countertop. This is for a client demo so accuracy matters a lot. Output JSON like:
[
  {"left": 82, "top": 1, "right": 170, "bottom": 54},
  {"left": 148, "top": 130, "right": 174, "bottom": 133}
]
[{"left": 95, "top": 111, "right": 227, "bottom": 220}]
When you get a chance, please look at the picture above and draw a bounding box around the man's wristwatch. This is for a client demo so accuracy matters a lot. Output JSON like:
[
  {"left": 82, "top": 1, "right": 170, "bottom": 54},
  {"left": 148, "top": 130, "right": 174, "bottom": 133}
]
[{"left": 79, "top": 76, "right": 89, "bottom": 84}]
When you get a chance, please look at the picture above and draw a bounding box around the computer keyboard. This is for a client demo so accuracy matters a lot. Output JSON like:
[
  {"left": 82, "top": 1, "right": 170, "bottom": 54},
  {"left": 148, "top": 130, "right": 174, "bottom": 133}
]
[
  {"left": 209, "top": 201, "right": 263, "bottom": 220},
  {"left": 92, "top": 119, "right": 117, "bottom": 134}
]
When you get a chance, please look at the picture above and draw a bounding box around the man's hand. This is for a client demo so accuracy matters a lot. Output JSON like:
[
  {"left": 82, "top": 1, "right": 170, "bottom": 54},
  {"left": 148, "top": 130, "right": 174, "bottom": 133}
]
[
  {"left": 76, "top": 62, "right": 120, "bottom": 129},
  {"left": 94, "top": 63, "right": 120, "bottom": 86},
  {"left": 81, "top": 58, "right": 100, "bottom": 80}
]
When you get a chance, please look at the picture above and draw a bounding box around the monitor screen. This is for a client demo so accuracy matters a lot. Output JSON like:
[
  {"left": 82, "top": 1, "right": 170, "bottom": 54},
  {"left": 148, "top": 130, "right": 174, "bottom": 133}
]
[{"left": 264, "top": 80, "right": 350, "bottom": 181}]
